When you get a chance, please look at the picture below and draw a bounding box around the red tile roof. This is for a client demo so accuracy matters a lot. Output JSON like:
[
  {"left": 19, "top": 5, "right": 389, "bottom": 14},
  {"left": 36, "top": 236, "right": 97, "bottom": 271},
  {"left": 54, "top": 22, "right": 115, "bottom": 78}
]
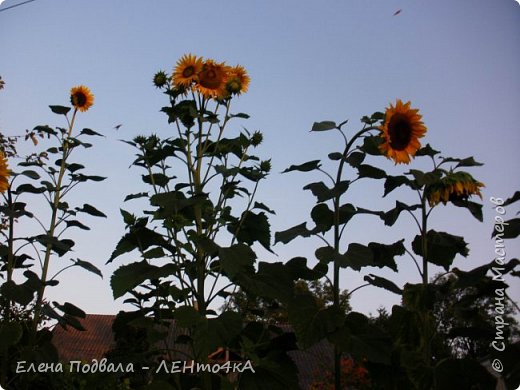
[{"left": 52, "top": 314, "right": 116, "bottom": 362}]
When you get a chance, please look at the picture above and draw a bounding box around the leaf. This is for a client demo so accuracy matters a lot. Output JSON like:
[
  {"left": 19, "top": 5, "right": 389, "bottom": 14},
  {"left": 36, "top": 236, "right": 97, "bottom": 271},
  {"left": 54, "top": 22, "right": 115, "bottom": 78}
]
[
  {"left": 55, "top": 302, "right": 86, "bottom": 319},
  {"left": 360, "top": 135, "right": 383, "bottom": 155},
  {"left": 72, "top": 259, "right": 103, "bottom": 278},
  {"left": 339, "top": 243, "right": 373, "bottom": 270},
  {"left": 253, "top": 201, "right": 275, "bottom": 214},
  {"left": 450, "top": 199, "right": 483, "bottom": 222},
  {"left": 441, "top": 156, "right": 484, "bottom": 168},
  {"left": 329, "top": 312, "right": 391, "bottom": 364},
  {"left": 219, "top": 243, "right": 256, "bottom": 278},
  {"left": 282, "top": 160, "right": 321, "bottom": 173},
  {"left": 76, "top": 203, "right": 107, "bottom": 218},
  {"left": 142, "top": 173, "right": 170, "bottom": 187},
  {"left": 65, "top": 220, "right": 90, "bottom": 230},
  {"left": 15, "top": 183, "right": 46, "bottom": 194},
  {"left": 285, "top": 257, "right": 326, "bottom": 280},
  {"left": 415, "top": 144, "right": 440, "bottom": 157},
  {"left": 111, "top": 261, "right": 176, "bottom": 299},
  {"left": 274, "top": 222, "right": 311, "bottom": 244},
  {"left": 124, "top": 192, "right": 149, "bottom": 202},
  {"left": 108, "top": 225, "right": 173, "bottom": 263},
  {"left": 35, "top": 235, "right": 74, "bottom": 257},
  {"left": 229, "top": 112, "right": 250, "bottom": 119},
  {"left": 229, "top": 211, "right": 272, "bottom": 251},
  {"left": 346, "top": 151, "right": 365, "bottom": 168},
  {"left": 303, "top": 181, "right": 333, "bottom": 202},
  {"left": 311, "top": 121, "right": 336, "bottom": 132},
  {"left": 357, "top": 164, "right": 387, "bottom": 179},
  {"left": 174, "top": 306, "right": 204, "bottom": 328},
  {"left": 0, "top": 280, "right": 35, "bottom": 306},
  {"left": 20, "top": 170, "right": 40, "bottom": 180},
  {"left": 384, "top": 175, "right": 413, "bottom": 197},
  {"left": 503, "top": 191, "right": 520, "bottom": 206},
  {"left": 49, "top": 105, "right": 71, "bottom": 115},
  {"left": 328, "top": 152, "right": 343, "bottom": 161},
  {"left": 408, "top": 169, "right": 442, "bottom": 186},
  {"left": 382, "top": 201, "right": 421, "bottom": 226},
  {"left": 310, "top": 203, "right": 334, "bottom": 233},
  {"left": 412, "top": 230, "right": 468, "bottom": 271},
  {"left": 287, "top": 294, "right": 344, "bottom": 348},
  {"left": 80, "top": 128, "right": 103, "bottom": 137},
  {"left": 364, "top": 274, "right": 402, "bottom": 295},
  {"left": 492, "top": 218, "right": 520, "bottom": 239}
]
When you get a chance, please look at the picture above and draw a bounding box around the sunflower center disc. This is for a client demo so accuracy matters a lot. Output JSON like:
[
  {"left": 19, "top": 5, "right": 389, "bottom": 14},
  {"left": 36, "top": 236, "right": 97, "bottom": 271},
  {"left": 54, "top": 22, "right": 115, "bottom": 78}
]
[{"left": 388, "top": 114, "right": 412, "bottom": 151}]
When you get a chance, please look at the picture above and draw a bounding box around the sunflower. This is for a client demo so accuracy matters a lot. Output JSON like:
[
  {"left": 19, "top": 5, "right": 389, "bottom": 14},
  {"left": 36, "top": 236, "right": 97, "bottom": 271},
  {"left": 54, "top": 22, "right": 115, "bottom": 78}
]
[
  {"left": 425, "top": 171, "right": 484, "bottom": 207},
  {"left": 194, "top": 59, "right": 230, "bottom": 99},
  {"left": 379, "top": 99, "right": 427, "bottom": 164},
  {"left": 0, "top": 151, "right": 10, "bottom": 193},
  {"left": 225, "top": 64, "right": 250, "bottom": 96},
  {"left": 70, "top": 85, "right": 94, "bottom": 112},
  {"left": 173, "top": 54, "right": 203, "bottom": 89}
]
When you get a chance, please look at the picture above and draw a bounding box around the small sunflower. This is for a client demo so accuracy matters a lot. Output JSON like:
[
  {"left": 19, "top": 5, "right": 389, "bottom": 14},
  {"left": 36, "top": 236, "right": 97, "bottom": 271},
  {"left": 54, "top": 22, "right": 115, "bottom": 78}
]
[
  {"left": 379, "top": 99, "right": 427, "bottom": 164},
  {"left": 425, "top": 171, "right": 484, "bottom": 207},
  {"left": 0, "top": 151, "right": 10, "bottom": 193},
  {"left": 194, "top": 59, "right": 230, "bottom": 99},
  {"left": 70, "top": 85, "right": 94, "bottom": 112},
  {"left": 173, "top": 54, "right": 203, "bottom": 88},
  {"left": 225, "top": 64, "right": 250, "bottom": 96}
]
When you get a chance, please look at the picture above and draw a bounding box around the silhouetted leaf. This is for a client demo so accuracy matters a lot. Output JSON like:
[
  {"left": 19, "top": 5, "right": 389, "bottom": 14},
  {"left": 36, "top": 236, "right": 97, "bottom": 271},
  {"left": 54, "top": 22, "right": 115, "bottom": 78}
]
[
  {"left": 49, "top": 105, "right": 71, "bottom": 115},
  {"left": 275, "top": 222, "right": 311, "bottom": 244},
  {"left": 311, "top": 121, "right": 336, "bottom": 132},
  {"left": 282, "top": 160, "right": 321, "bottom": 173},
  {"left": 412, "top": 230, "right": 468, "bottom": 270}
]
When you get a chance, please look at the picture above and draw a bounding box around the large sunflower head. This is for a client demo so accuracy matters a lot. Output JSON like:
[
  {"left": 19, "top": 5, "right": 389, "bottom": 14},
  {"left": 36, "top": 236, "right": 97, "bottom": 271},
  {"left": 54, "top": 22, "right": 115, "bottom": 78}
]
[
  {"left": 425, "top": 171, "right": 484, "bottom": 207},
  {"left": 194, "top": 59, "right": 230, "bottom": 99},
  {"left": 0, "top": 151, "right": 10, "bottom": 193},
  {"left": 379, "top": 99, "right": 427, "bottom": 164},
  {"left": 173, "top": 54, "right": 203, "bottom": 89},
  {"left": 70, "top": 85, "right": 94, "bottom": 112},
  {"left": 225, "top": 64, "right": 250, "bottom": 96}
]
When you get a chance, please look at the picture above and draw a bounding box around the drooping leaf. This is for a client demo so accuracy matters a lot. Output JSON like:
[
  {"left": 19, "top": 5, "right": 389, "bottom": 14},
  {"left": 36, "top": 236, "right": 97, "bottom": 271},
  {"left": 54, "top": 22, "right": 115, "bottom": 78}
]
[
  {"left": 65, "top": 220, "right": 90, "bottom": 230},
  {"left": 76, "top": 203, "right": 107, "bottom": 218},
  {"left": 503, "top": 191, "right": 520, "bottom": 206},
  {"left": 80, "top": 128, "right": 103, "bottom": 137},
  {"left": 142, "top": 173, "right": 170, "bottom": 187},
  {"left": 440, "top": 156, "right": 484, "bottom": 168},
  {"left": 219, "top": 243, "right": 256, "bottom": 278},
  {"left": 364, "top": 274, "right": 402, "bottom": 295},
  {"left": 55, "top": 302, "right": 86, "bottom": 319},
  {"left": 382, "top": 201, "right": 421, "bottom": 226},
  {"left": 124, "top": 192, "right": 149, "bottom": 202},
  {"left": 346, "top": 151, "right": 365, "bottom": 168},
  {"left": 412, "top": 230, "right": 469, "bottom": 271},
  {"left": 282, "top": 160, "right": 321, "bottom": 173},
  {"left": 450, "top": 199, "right": 483, "bottom": 222},
  {"left": 384, "top": 175, "right": 413, "bottom": 197},
  {"left": 15, "top": 183, "right": 46, "bottom": 194},
  {"left": 72, "top": 258, "right": 103, "bottom": 278},
  {"left": 492, "top": 218, "right": 520, "bottom": 239},
  {"left": 360, "top": 135, "right": 383, "bottom": 155}
]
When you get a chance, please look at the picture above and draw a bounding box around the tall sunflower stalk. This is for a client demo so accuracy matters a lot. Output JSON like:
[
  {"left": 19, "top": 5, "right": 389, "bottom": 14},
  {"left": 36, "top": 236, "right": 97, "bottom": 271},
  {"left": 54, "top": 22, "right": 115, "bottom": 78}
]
[
  {"left": 276, "top": 99, "right": 428, "bottom": 390},
  {"left": 30, "top": 86, "right": 95, "bottom": 340},
  {"left": 110, "top": 55, "right": 271, "bottom": 388}
]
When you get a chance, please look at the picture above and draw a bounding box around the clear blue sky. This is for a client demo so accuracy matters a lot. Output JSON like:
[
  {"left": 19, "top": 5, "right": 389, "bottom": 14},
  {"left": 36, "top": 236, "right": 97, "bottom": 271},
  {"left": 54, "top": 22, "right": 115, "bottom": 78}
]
[{"left": 1, "top": 0, "right": 519, "bottom": 316}]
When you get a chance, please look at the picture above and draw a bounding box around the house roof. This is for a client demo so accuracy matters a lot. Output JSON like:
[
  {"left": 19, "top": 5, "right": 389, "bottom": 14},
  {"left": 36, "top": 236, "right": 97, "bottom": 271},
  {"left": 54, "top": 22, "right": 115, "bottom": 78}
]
[
  {"left": 52, "top": 314, "right": 116, "bottom": 362},
  {"left": 51, "top": 314, "right": 335, "bottom": 389}
]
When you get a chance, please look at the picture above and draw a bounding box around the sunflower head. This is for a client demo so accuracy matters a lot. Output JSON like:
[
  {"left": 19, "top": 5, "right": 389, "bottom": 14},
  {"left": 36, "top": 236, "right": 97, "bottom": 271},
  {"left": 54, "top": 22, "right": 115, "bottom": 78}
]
[
  {"left": 0, "top": 151, "right": 11, "bottom": 193},
  {"left": 425, "top": 171, "right": 484, "bottom": 207},
  {"left": 379, "top": 99, "right": 427, "bottom": 164},
  {"left": 153, "top": 70, "right": 168, "bottom": 88},
  {"left": 70, "top": 85, "right": 94, "bottom": 112},
  {"left": 195, "top": 59, "right": 230, "bottom": 99},
  {"left": 225, "top": 65, "right": 250, "bottom": 96},
  {"left": 173, "top": 54, "right": 203, "bottom": 89}
]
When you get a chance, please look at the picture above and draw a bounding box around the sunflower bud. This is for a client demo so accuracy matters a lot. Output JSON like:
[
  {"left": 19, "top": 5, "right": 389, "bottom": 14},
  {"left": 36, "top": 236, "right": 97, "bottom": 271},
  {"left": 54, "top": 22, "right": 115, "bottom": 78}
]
[
  {"left": 260, "top": 159, "right": 271, "bottom": 173},
  {"left": 251, "top": 131, "right": 263, "bottom": 147},
  {"left": 153, "top": 71, "right": 168, "bottom": 88}
]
